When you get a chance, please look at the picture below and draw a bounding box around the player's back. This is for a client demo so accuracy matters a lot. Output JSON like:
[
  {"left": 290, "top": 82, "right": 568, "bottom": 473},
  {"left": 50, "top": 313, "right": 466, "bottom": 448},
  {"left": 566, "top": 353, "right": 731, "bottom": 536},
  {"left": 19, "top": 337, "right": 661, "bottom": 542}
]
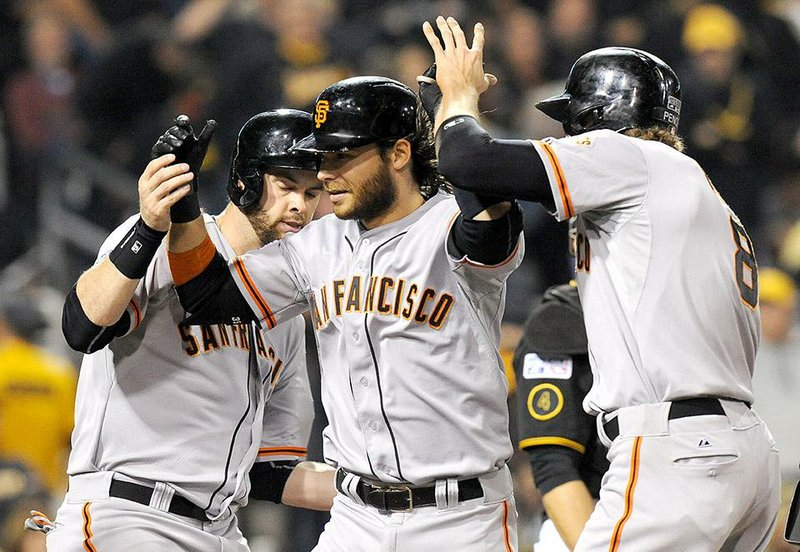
[{"left": 572, "top": 132, "right": 759, "bottom": 412}]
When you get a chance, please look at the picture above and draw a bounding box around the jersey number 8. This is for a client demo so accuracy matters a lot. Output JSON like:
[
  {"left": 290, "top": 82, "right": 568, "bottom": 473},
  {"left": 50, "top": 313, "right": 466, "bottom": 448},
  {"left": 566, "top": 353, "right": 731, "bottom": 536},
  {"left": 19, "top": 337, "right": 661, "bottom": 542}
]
[{"left": 730, "top": 216, "right": 758, "bottom": 309}]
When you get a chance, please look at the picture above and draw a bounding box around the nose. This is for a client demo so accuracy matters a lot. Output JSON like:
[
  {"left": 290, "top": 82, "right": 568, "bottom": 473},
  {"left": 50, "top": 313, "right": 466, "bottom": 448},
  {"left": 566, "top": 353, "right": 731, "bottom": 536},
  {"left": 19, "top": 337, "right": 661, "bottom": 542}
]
[
  {"left": 289, "top": 190, "right": 306, "bottom": 213},
  {"left": 317, "top": 167, "right": 335, "bottom": 183}
]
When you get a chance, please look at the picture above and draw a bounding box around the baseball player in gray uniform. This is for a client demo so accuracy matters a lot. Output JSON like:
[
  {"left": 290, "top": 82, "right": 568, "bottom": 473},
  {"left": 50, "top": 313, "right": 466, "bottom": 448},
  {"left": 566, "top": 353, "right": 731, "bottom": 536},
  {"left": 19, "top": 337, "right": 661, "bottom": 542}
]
[
  {"left": 165, "top": 76, "right": 524, "bottom": 551},
  {"left": 46, "top": 110, "right": 336, "bottom": 551},
  {"left": 425, "top": 16, "right": 780, "bottom": 552}
]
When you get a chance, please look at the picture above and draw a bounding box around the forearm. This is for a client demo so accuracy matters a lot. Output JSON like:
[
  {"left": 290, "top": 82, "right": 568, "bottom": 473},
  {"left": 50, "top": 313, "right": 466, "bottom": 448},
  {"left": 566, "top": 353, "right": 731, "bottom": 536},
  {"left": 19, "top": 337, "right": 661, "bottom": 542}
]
[
  {"left": 281, "top": 461, "right": 336, "bottom": 511},
  {"left": 437, "top": 116, "right": 553, "bottom": 205},
  {"left": 434, "top": 91, "right": 482, "bottom": 136},
  {"left": 168, "top": 218, "right": 208, "bottom": 254},
  {"left": 542, "top": 480, "right": 596, "bottom": 550},
  {"left": 75, "top": 260, "right": 139, "bottom": 326}
]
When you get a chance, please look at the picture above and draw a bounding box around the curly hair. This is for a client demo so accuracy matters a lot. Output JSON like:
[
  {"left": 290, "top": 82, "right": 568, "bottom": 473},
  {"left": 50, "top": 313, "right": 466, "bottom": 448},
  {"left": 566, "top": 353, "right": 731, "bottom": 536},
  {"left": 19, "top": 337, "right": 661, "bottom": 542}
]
[
  {"left": 623, "top": 126, "right": 685, "bottom": 152},
  {"left": 380, "top": 102, "right": 452, "bottom": 199}
]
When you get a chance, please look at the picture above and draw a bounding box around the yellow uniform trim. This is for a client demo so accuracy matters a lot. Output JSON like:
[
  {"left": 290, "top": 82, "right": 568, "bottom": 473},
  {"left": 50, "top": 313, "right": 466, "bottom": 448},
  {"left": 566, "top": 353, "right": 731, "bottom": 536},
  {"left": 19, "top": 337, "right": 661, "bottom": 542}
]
[
  {"left": 518, "top": 436, "right": 586, "bottom": 454},
  {"left": 527, "top": 383, "right": 564, "bottom": 421}
]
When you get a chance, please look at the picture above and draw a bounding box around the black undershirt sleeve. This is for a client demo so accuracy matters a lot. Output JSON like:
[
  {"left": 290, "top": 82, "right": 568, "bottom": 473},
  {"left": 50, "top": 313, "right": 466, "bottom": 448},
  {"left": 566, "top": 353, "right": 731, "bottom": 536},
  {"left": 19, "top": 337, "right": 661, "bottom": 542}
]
[
  {"left": 175, "top": 251, "right": 258, "bottom": 325},
  {"left": 248, "top": 460, "right": 297, "bottom": 504},
  {"left": 437, "top": 115, "right": 554, "bottom": 209},
  {"left": 526, "top": 444, "right": 584, "bottom": 496},
  {"left": 447, "top": 201, "right": 523, "bottom": 265},
  {"left": 62, "top": 285, "right": 131, "bottom": 353}
]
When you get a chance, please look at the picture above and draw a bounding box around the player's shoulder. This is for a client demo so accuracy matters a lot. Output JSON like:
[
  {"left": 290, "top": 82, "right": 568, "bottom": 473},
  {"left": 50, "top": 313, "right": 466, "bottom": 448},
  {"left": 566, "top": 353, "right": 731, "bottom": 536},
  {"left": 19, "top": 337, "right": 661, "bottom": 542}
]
[
  {"left": 548, "top": 129, "right": 638, "bottom": 150},
  {"left": 262, "top": 314, "right": 306, "bottom": 353},
  {"left": 285, "top": 214, "right": 340, "bottom": 244},
  {"left": 418, "top": 191, "right": 458, "bottom": 220}
]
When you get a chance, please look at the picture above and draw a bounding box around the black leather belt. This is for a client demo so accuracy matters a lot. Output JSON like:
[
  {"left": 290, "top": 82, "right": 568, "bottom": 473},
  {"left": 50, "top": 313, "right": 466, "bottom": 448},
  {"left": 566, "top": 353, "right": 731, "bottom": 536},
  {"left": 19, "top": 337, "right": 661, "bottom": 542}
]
[
  {"left": 109, "top": 479, "right": 207, "bottom": 521},
  {"left": 603, "top": 397, "right": 731, "bottom": 441},
  {"left": 335, "top": 469, "right": 483, "bottom": 512}
]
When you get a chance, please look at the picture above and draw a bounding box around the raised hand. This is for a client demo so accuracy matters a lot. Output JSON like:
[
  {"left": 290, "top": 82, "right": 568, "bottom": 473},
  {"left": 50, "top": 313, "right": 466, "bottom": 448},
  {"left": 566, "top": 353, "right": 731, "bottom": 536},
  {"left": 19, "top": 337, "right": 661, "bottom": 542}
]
[
  {"left": 422, "top": 16, "right": 496, "bottom": 124},
  {"left": 151, "top": 115, "right": 217, "bottom": 187},
  {"left": 416, "top": 63, "right": 442, "bottom": 122},
  {"left": 150, "top": 114, "right": 217, "bottom": 223},
  {"left": 137, "top": 154, "right": 193, "bottom": 232}
]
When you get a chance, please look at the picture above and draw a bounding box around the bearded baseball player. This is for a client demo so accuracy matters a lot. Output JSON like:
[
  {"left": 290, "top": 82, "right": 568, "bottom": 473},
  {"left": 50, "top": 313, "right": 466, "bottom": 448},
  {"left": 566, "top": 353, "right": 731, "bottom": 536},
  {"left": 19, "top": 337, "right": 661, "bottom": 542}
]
[
  {"left": 165, "top": 76, "right": 523, "bottom": 550},
  {"left": 426, "top": 15, "right": 780, "bottom": 551},
  {"left": 46, "top": 110, "right": 335, "bottom": 551}
]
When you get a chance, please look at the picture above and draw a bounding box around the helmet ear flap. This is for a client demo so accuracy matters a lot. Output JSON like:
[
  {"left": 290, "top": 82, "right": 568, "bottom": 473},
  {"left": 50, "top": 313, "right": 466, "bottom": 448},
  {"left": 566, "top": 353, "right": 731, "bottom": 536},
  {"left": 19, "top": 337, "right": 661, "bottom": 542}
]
[
  {"left": 228, "top": 168, "right": 264, "bottom": 211},
  {"left": 570, "top": 105, "right": 606, "bottom": 135}
]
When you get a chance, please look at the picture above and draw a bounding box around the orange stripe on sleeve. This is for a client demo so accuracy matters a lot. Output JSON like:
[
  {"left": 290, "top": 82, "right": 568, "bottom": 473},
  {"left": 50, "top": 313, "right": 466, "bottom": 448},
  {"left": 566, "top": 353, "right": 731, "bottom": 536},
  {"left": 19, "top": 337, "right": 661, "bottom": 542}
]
[
  {"left": 168, "top": 234, "right": 216, "bottom": 286},
  {"left": 609, "top": 436, "right": 642, "bottom": 551},
  {"left": 233, "top": 258, "right": 276, "bottom": 328},
  {"left": 258, "top": 446, "right": 307, "bottom": 458},
  {"left": 82, "top": 502, "right": 97, "bottom": 552},
  {"left": 128, "top": 300, "right": 142, "bottom": 329},
  {"left": 538, "top": 141, "right": 574, "bottom": 218}
]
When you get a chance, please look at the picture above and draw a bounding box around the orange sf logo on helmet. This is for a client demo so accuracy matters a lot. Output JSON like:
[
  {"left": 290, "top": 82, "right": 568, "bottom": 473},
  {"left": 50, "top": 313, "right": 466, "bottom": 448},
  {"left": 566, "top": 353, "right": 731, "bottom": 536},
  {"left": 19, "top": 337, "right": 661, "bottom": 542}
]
[{"left": 314, "top": 100, "right": 330, "bottom": 128}]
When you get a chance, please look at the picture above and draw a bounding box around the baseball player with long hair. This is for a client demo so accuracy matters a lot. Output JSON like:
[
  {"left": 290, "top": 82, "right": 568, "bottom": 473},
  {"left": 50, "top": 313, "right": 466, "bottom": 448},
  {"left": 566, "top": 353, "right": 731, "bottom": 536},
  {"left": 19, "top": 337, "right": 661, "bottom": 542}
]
[
  {"left": 45, "top": 110, "right": 336, "bottom": 551},
  {"left": 165, "top": 76, "right": 524, "bottom": 550},
  {"left": 425, "top": 15, "right": 780, "bottom": 551}
]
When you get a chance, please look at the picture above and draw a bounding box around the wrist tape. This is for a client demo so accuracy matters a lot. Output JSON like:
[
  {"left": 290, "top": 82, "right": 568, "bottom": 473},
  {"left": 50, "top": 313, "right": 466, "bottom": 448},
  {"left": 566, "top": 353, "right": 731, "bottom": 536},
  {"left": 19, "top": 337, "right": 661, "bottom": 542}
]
[{"left": 108, "top": 217, "right": 166, "bottom": 279}]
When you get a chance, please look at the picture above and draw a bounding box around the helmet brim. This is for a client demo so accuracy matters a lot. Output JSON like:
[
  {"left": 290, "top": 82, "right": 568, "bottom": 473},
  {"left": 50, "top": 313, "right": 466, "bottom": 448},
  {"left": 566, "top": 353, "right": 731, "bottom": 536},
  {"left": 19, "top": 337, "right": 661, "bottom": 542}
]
[
  {"left": 290, "top": 133, "right": 362, "bottom": 154},
  {"left": 535, "top": 93, "right": 571, "bottom": 122}
]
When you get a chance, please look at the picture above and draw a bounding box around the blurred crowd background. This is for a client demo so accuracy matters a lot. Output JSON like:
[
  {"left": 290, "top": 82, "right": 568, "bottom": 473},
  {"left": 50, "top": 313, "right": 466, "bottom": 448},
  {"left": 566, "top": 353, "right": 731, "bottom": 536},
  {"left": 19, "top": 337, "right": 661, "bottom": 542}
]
[{"left": 1, "top": 0, "right": 799, "bottom": 551}]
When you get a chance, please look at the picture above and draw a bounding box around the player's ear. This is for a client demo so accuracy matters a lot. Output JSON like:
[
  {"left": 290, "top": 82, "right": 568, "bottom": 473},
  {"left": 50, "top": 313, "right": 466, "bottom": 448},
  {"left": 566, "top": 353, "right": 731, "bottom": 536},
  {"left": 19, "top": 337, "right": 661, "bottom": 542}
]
[{"left": 388, "top": 139, "right": 412, "bottom": 171}]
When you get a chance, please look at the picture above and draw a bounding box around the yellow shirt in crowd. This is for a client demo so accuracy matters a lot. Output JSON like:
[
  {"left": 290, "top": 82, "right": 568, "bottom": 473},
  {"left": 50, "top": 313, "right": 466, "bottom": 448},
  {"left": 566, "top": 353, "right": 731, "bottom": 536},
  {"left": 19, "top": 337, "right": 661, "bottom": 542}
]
[{"left": 0, "top": 337, "right": 76, "bottom": 495}]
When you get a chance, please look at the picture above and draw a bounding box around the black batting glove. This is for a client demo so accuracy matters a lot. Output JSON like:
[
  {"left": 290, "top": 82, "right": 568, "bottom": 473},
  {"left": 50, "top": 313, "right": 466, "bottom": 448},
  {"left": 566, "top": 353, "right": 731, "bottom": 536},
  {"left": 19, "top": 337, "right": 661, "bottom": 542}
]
[
  {"left": 416, "top": 64, "right": 441, "bottom": 122},
  {"left": 151, "top": 115, "right": 217, "bottom": 223}
]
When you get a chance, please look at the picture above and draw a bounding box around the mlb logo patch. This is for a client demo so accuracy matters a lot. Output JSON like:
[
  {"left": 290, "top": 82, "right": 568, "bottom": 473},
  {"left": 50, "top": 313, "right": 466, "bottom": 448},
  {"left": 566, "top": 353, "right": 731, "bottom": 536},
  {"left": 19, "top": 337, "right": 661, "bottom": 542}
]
[{"left": 522, "top": 353, "right": 572, "bottom": 380}]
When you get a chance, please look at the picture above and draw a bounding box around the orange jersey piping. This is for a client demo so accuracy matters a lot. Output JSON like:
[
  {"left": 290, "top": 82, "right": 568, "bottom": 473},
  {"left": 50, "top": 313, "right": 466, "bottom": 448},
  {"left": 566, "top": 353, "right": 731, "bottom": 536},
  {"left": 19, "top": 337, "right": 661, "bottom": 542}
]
[
  {"left": 233, "top": 258, "right": 276, "bottom": 329},
  {"left": 538, "top": 141, "right": 574, "bottom": 218}
]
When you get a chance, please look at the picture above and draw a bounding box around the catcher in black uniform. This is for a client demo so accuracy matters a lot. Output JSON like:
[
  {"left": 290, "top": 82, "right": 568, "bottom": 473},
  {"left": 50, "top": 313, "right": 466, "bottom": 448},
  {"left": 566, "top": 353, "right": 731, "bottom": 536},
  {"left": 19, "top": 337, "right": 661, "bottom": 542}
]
[{"left": 513, "top": 282, "right": 609, "bottom": 550}]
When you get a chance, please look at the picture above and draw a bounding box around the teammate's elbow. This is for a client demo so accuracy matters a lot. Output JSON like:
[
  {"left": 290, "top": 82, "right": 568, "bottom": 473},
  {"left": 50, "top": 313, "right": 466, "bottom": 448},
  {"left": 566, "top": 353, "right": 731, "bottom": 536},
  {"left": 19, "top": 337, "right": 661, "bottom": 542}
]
[{"left": 62, "top": 287, "right": 127, "bottom": 353}]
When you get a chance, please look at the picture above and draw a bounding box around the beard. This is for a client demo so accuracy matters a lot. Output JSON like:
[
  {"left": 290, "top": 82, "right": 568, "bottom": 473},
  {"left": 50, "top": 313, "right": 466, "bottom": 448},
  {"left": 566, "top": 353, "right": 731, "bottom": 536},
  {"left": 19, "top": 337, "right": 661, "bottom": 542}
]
[
  {"left": 334, "top": 162, "right": 396, "bottom": 222},
  {"left": 245, "top": 210, "right": 281, "bottom": 245}
]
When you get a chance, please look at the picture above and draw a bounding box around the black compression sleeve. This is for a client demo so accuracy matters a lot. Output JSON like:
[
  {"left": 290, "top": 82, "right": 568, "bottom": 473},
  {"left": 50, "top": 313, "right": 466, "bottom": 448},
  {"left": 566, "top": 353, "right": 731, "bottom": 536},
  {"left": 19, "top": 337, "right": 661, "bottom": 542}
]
[
  {"left": 248, "top": 461, "right": 297, "bottom": 503},
  {"left": 526, "top": 445, "right": 583, "bottom": 496},
  {"left": 452, "top": 187, "right": 508, "bottom": 219},
  {"left": 62, "top": 286, "right": 131, "bottom": 353},
  {"left": 447, "top": 200, "right": 523, "bottom": 265},
  {"left": 175, "top": 251, "right": 258, "bottom": 325},
  {"left": 437, "top": 116, "right": 554, "bottom": 208}
]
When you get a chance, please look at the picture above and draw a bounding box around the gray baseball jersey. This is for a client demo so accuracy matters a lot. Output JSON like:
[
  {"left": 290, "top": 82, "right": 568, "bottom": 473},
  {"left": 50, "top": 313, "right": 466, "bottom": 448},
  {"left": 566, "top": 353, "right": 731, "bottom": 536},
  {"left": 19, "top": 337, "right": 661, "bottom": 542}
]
[
  {"left": 531, "top": 130, "right": 760, "bottom": 414},
  {"left": 67, "top": 213, "right": 313, "bottom": 519},
  {"left": 223, "top": 192, "right": 524, "bottom": 484}
]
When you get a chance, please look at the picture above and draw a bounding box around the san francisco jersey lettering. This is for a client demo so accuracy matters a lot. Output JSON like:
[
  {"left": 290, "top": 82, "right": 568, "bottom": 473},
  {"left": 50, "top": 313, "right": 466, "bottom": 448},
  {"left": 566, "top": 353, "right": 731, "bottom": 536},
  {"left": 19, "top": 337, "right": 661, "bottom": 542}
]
[
  {"left": 228, "top": 193, "right": 524, "bottom": 484},
  {"left": 310, "top": 275, "right": 455, "bottom": 330}
]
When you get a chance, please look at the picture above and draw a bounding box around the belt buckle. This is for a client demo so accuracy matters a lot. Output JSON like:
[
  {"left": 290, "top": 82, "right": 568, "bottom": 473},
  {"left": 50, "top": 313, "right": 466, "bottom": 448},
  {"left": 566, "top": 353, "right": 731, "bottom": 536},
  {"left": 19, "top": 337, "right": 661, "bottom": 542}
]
[{"left": 368, "top": 485, "right": 414, "bottom": 513}]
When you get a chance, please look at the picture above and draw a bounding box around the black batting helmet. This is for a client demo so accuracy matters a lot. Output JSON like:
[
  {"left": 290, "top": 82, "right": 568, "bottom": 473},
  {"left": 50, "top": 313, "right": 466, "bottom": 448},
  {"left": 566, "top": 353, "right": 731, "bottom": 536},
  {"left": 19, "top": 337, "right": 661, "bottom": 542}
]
[
  {"left": 291, "top": 76, "right": 417, "bottom": 153},
  {"left": 227, "top": 109, "right": 321, "bottom": 211},
  {"left": 536, "top": 47, "right": 682, "bottom": 136}
]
